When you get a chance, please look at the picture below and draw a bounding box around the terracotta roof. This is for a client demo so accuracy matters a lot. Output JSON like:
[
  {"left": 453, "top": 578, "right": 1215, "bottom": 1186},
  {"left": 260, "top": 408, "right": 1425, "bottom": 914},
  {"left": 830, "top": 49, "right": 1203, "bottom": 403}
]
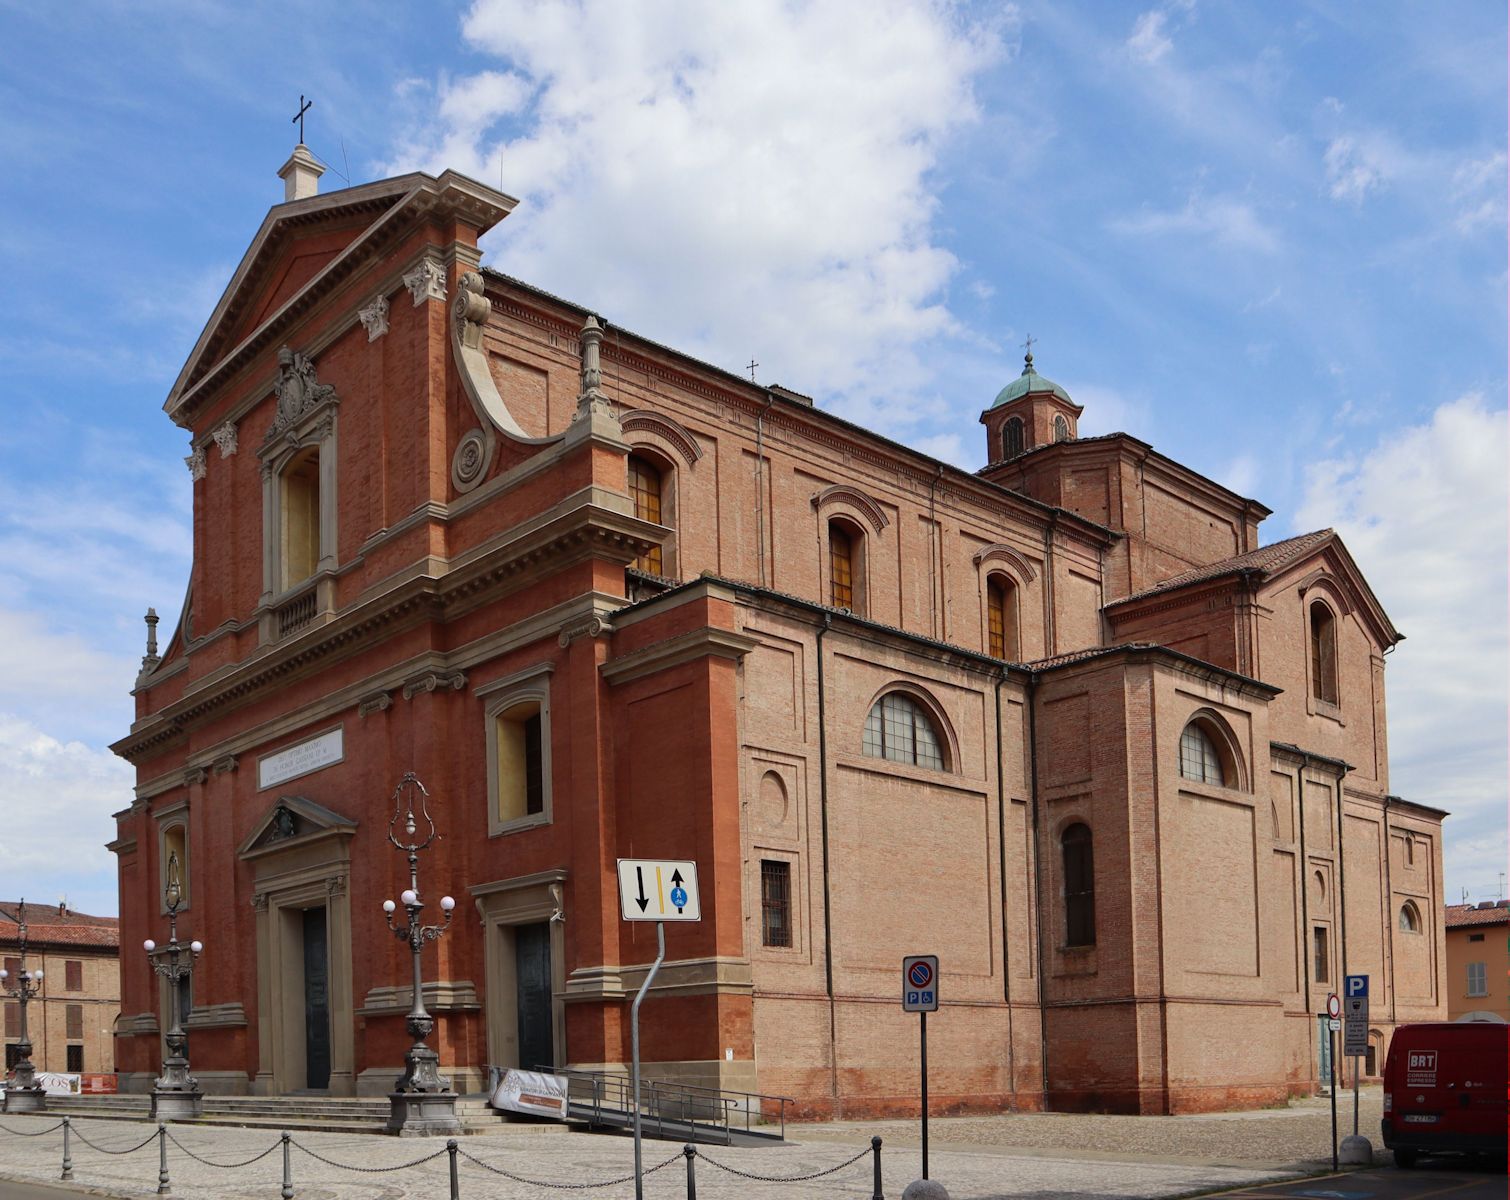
[
  {"left": 0, "top": 903, "right": 119, "bottom": 952},
  {"left": 1107, "top": 529, "right": 1334, "bottom": 607},
  {"left": 978, "top": 431, "right": 1126, "bottom": 473},
  {"left": 1446, "top": 902, "right": 1510, "bottom": 928},
  {"left": 1024, "top": 642, "right": 1162, "bottom": 670}
]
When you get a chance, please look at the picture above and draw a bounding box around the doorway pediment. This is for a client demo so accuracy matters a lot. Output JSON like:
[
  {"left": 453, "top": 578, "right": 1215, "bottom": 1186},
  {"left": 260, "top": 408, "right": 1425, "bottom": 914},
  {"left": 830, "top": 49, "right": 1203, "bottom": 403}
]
[{"left": 239, "top": 794, "right": 356, "bottom": 860}]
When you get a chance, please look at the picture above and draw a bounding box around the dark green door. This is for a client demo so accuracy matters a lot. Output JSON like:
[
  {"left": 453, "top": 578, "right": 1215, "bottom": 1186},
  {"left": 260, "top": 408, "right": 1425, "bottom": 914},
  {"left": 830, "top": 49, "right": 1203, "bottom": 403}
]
[
  {"left": 515, "top": 923, "right": 554, "bottom": 1071},
  {"left": 303, "top": 907, "right": 331, "bottom": 1090}
]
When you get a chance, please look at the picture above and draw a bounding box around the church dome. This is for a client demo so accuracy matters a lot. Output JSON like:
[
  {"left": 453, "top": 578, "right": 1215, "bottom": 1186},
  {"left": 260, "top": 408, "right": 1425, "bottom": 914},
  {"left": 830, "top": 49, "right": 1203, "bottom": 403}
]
[{"left": 991, "top": 352, "right": 1071, "bottom": 408}]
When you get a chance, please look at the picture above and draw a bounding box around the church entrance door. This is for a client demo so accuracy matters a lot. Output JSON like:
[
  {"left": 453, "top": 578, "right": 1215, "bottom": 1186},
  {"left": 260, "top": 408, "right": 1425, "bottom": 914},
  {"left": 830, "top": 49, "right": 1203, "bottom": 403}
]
[
  {"left": 515, "top": 922, "right": 554, "bottom": 1071},
  {"left": 302, "top": 907, "right": 331, "bottom": 1090}
]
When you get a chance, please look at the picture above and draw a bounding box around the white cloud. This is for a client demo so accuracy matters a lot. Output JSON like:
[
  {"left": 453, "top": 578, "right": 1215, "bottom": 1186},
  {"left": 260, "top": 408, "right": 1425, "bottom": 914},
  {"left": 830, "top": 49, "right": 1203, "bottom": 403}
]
[
  {"left": 1127, "top": 10, "right": 1174, "bottom": 64},
  {"left": 1297, "top": 394, "right": 1509, "bottom": 898},
  {"left": 1069, "top": 382, "right": 1152, "bottom": 439},
  {"left": 379, "top": 0, "right": 1013, "bottom": 435},
  {"left": 1323, "top": 135, "right": 1384, "bottom": 203},
  {"left": 1110, "top": 190, "right": 1280, "bottom": 254},
  {"left": 0, "top": 714, "right": 132, "bottom": 917}
]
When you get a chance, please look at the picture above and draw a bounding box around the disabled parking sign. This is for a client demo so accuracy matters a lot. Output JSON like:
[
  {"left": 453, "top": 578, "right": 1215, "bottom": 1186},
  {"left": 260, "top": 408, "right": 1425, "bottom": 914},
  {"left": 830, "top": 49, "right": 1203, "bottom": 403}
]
[{"left": 902, "top": 955, "right": 939, "bottom": 1012}]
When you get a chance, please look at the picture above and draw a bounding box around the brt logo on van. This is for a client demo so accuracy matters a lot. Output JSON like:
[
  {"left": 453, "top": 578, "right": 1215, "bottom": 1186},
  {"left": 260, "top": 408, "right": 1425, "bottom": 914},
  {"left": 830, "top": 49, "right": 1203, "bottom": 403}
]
[{"left": 1406, "top": 1050, "right": 1437, "bottom": 1086}]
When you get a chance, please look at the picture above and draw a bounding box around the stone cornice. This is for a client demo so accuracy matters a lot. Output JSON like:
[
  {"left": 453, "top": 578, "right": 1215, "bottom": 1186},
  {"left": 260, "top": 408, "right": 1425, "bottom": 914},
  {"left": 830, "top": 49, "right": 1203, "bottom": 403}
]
[
  {"left": 113, "top": 503, "right": 659, "bottom": 764},
  {"left": 600, "top": 626, "right": 760, "bottom": 685}
]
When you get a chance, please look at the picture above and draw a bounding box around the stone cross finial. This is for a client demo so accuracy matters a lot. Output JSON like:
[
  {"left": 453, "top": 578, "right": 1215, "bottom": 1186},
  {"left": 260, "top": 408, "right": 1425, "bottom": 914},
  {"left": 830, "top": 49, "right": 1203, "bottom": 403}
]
[
  {"left": 145, "top": 608, "right": 159, "bottom": 659},
  {"left": 571, "top": 315, "right": 615, "bottom": 425}
]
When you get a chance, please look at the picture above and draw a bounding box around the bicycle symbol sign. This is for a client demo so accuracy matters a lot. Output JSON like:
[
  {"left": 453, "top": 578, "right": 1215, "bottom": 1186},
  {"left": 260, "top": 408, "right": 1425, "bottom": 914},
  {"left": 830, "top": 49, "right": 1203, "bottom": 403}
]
[{"left": 902, "top": 954, "right": 939, "bottom": 1012}]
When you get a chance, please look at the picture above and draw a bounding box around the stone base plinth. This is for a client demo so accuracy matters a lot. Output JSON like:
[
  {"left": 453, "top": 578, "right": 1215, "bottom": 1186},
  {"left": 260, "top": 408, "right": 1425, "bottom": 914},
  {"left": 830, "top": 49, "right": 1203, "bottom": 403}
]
[
  {"left": 387, "top": 1090, "right": 461, "bottom": 1137},
  {"left": 150, "top": 1089, "right": 204, "bottom": 1121},
  {"left": 2, "top": 1087, "right": 46, "bottom": 1114}
]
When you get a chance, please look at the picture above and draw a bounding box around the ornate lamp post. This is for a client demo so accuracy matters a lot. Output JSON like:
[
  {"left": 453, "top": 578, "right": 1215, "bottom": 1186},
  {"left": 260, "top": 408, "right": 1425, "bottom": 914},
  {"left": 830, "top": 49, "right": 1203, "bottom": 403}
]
[
  {"left": 0, "top": 900, "right": 47, "bottom": 1113},
  {"left": 382, "top": 772, "right": 460, "bottom": 1136},
  {"left": 146, "top": 852, "right": 204, "bottom": 1120}
]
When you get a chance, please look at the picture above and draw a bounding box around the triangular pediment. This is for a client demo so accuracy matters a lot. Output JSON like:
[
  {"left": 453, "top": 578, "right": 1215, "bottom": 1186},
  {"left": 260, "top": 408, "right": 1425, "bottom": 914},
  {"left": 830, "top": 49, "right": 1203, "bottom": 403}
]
[
  {"left": 238, "top": 794, "right": 357, "bottom": 859},
  {"left": 166, "top": 170, "right": 518, "bottom": 428},
  {"left": 1260, "top": 534, "right": 1402, "bottom": 650}
]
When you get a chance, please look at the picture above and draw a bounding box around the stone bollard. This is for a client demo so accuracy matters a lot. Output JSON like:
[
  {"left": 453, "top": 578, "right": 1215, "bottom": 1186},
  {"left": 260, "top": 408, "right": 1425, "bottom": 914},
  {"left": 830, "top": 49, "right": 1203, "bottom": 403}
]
[
  {"left": 902, "top": 1180, "right": 950, "bottom": 1200},
  {"left": 1338, "top": 1134, "right": 1372, "bottom": 1165}
]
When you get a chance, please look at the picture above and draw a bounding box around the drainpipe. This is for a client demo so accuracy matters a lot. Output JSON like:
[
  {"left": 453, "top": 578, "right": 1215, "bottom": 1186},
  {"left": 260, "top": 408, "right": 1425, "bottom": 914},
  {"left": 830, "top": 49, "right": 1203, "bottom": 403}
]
[
  {"left": 1336, "top": 766, "right": 1351, "bottom": 1086},
  {"left": 1383, "top": 795, "right": 1397, "bottom": 1035},
  {"left": 755, "top": 392, "right": 775, "bottom": 587},
  {"left": 994, "top": 667, "right": 1014, "bottom": 1098},
  {"left": 928, "top": 465, "right": 944, "bottom": 640},
  {"left": 1296, "top": 751, "right": 1314, "bottom": 1087},
  {"left": 815, "top": 613, "right": 837, "bottom": 1107},
  {"left": 1027, "top": 671, "right": 1049, "bottom": 1107}
]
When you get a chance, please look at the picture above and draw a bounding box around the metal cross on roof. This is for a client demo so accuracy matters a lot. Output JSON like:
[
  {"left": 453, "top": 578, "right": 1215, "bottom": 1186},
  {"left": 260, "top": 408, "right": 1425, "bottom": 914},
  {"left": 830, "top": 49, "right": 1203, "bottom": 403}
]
[
  {"left": 292, "top": 94, "right": 313, "bottom": 144},
  {"left": 747, "top": 359, "right": 759, "bottom": 381},
  {"left": 1021, "top": 333, "right": 1036, "bottom": 359}
]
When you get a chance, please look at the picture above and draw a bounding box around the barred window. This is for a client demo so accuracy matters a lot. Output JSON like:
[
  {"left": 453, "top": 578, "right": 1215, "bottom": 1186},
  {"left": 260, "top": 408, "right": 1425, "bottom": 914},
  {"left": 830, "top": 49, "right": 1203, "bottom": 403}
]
[
  {"left": 1179, "top": 722, "right": 1225, "bottom": 786},
  {"left": 67, "top": 1044, "right": 83, "bottom": 1073},
  {"left": 628, "top": 455, "right": 664, "bottom": 575},
  {"left": 1062, "top": 823, "right": 1096, "bottom": 947},
  {"left": 760, "top": 860, "right": 792, "bottom": 948},
  {"left": 1313, "top": 926, "right": 1329, "bottom": 983},
  {"left": 66, "top": 1004, "right": 83, "bottom": 1040},
  {"left": 863, "top": 693, "right": 945, "bottom": 771}
]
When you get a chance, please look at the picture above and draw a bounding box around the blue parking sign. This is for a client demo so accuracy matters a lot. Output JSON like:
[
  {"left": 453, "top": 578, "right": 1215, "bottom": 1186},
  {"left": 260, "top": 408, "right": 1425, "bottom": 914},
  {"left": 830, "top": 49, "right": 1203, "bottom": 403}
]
[{"left": 1344, "top": 974, "right": 1368, "bottom": 998}]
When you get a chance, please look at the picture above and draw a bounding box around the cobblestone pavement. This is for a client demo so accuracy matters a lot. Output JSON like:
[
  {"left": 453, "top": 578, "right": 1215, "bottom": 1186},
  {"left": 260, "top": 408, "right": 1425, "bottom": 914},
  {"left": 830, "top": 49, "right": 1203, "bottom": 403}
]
[
  {"left": 0, "top": 1110, "right": 1312, "bottom": 1200},
  {"left": 792, "top": 1087, "right": 1388, "bottom": 1170}
]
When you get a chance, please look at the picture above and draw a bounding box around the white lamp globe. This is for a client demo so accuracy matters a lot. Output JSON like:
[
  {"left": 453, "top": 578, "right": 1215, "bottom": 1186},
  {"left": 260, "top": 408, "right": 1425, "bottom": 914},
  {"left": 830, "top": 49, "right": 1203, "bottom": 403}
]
[
  {"left": 144, "top": 940, "right": 156, "bottom": 953},
  {"left": 33, "top": 969, "right": 42, "bottom": 981},
  {"left": 190, "top": 940, "right": 203, "bottom": 955},
  {"left": 383, "top": 899, "right": 396, "bottom": 914},
  {"left": 401, "top": 889, "right": 418, "bottom": 907},
  {"left": 440, "top": 896, "right": 456, "bottom": 912},
  {"left": 0, "top": 968, "right": 8, "bottom": 980}
]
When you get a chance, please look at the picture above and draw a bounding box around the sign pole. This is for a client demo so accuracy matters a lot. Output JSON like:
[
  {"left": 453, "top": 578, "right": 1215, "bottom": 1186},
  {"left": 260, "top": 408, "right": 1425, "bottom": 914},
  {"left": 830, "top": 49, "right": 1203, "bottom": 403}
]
[
  {"left": 630, "top": 920, "right": 665, "bottom": 1200},
  {"left": 1352, "top": 1052, "right": 1359, "bottom": 1137},
  {"left": 1329, "top": 1026, "right": 1338, "bottom": 1173},
  {"left": 920, "top": 1009, "right": 929, "bottom": 1180}
]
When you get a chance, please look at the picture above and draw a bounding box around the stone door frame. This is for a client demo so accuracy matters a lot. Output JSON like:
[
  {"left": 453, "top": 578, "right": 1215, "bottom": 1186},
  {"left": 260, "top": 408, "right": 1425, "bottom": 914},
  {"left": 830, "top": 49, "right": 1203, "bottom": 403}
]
[{"left": 471, "top": 869, "right": 568, "bottom": 1072}]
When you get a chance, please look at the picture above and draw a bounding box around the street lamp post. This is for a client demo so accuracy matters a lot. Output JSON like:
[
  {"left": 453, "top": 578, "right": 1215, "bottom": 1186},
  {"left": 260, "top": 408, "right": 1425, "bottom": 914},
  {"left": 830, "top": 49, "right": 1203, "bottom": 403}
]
[
  {"left": 0, "top": 901, "right": 47, "bottom": 1113},
  {"left": 382, "top": 772, "right": 460, "bottom": 1136},
  {"left": 146, "top": 852, "right": 204, "bottom": 1120}
]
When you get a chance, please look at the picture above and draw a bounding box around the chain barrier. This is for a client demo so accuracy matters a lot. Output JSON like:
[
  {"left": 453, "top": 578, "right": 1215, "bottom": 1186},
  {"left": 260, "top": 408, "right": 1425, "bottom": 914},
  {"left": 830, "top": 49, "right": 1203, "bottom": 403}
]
[
  {"left": 0, "top": 1120, "right": 65, "bottom": 1137},
  {"left": 291, "top": 1137, "right": 450, "bottom": 1173},
  {"left": 457, "top": 1144, "right": 683, "bottom": 1189},
  {"left": 696, "top": 1142, "right": 872, "bottom": 1182},
  {"left": 69, "top": 1126, "right": 160, "bottom": 1155},
  {"left": 164, "top": 1129, "right": 281, "bottom": 1169}
]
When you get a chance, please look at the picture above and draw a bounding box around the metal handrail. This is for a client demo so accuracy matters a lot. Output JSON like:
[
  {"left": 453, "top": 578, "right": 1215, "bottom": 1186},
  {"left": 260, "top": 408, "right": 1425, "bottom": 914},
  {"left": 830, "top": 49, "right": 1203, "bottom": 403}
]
[{"left": 548, "top": 1066, "right": 792, "bottom": 1141}]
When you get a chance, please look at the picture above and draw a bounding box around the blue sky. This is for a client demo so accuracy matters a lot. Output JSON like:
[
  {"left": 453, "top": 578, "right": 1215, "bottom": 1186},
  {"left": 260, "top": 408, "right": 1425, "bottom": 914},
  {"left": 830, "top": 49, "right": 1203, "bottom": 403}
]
[{"left": 0, "top": 1, "right": 1504, "bottom": 917}]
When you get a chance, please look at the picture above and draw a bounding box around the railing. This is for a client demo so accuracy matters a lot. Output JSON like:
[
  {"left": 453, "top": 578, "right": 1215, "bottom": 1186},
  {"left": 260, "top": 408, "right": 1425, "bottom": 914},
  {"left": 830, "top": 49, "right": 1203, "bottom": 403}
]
[
  {"left": 552, "top": 1066, "right": 790, "bottom": 1143},
  {"left": 275, "top": 588, "right": 318, "bottom": 637}
]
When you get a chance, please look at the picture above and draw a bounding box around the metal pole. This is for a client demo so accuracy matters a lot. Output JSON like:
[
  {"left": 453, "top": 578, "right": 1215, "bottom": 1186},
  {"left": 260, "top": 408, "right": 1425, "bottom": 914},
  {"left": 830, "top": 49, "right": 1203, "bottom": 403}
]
[
  {"left": 871, "top": 1135, "right": 884, "bottom": 1200},
  {"left": 448, "top": 1138, "right": 460, "bottom": 1199},
  {"left": 631, "top": 921, "right": 666, "bottom": 1200},
  {"left": 280, "top": 1131, "right": 292, "bottom": 1200},
  {"left": 683, "top": 1143, "right": 697, "bottom": 1200},
  {"left": 60, "top": 1117, "right": 72, "bottom": 1181},
  {"left": 1352, "top": 1052, "right": 1359, "bottom": 1137},
  {"left": 156, "top": 1122, "right": 170, "bottom": 1195},
  {"left": 920, "top": 1009, "right": 929, "bottom": 1181},
  {"left": 1329, "top": 1029, "right": 1338, "bottom": 1173}
]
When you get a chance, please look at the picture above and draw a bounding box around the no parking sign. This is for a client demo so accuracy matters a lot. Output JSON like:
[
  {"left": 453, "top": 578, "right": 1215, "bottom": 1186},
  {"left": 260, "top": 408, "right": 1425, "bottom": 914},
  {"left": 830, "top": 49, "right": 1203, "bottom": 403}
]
[{"left": 902, "top": 954, "right": 939, "bottom": 1012}]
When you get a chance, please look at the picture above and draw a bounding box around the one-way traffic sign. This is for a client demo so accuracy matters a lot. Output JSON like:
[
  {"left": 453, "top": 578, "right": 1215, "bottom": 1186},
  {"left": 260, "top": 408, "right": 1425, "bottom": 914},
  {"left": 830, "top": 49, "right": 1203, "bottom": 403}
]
[{"left": 617, "top": 859, "right": 701, "bottom": 922}]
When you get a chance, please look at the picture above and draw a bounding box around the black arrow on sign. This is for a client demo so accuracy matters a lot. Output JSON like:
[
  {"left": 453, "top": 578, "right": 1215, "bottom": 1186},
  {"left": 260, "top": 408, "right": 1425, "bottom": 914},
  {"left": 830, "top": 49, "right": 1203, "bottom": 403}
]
[
  {"left": 671, "top": 869, "right": 684, "bottom": 886},
  {"left": 635, "top": 867, "right": 649, "bottom": 912}
]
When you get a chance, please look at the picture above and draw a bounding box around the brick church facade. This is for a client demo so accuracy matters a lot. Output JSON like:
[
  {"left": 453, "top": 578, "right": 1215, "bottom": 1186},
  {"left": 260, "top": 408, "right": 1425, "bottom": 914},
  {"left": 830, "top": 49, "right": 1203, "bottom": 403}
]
[{"left": 109, "top": 149, "right": 1447, "bottom": 1115}]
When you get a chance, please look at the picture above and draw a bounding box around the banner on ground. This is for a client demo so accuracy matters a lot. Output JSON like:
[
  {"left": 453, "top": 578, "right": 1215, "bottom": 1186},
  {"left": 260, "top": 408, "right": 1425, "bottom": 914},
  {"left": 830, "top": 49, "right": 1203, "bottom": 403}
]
[{"left": 489, "top": 1068, "right": 568, "bottom": 1119}]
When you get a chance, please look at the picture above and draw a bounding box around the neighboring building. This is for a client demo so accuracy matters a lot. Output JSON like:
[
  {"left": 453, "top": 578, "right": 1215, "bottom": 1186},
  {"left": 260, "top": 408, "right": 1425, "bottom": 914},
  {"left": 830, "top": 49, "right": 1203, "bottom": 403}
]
[
  {"left": 1444, "top": 901, "right": 1509, "bottom": 1022},
  {"left": 1, "top": 903, "right": 120, "bottom": 1077},
  {"left": 109, "top": 146, "right": 1447, "bottom": 1116}
]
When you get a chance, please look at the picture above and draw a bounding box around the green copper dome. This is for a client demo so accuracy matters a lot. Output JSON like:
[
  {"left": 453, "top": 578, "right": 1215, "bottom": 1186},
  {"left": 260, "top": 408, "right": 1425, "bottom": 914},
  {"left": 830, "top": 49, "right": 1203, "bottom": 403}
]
[{"left": 991, "top": 352, "right": 1071, "bottom": 408}]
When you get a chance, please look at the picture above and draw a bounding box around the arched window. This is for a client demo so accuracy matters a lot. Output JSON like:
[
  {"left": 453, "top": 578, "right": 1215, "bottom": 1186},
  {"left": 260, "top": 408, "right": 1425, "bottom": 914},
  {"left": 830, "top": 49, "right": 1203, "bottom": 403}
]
[
  {"left": 1310, "top": 601, "right": 1338, "bottom": 704},
  {"left": 1053, "top": 414, "right": 1070, "bottom": 442},
  {"left": 862, "top": 692, "right": 945, "bottom": 770},
  {"left": 280, "top": 447, "right": 321, "bottom": 588},
  {"left": 1062, "top": 823, "right": 1095, "bottom": 947},
  {"left": 1002, "top": 417, "right": 1025, "bottom": 459},
  {"left": 828, "top": 520, "right": 863, "bottom": 613},
  {"left": 987, "top": 575, "right": 1019, "bottom": 659},
  {"left": 1179, "top": 721, "right": 1225, "bottom": 786},
  {"left": 627, "top": 454, "right": 665, "bottom": 575},
  {"left": 1398, "top": 901, "right": 1421, "bottom": 934}
]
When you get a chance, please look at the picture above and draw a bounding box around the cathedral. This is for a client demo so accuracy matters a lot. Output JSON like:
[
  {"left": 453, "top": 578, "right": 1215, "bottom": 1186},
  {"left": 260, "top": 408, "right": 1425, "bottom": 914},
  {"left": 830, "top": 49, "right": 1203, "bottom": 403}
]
[{"left": 109, "top": 146, "right": 1446, "bottom": 1116}]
